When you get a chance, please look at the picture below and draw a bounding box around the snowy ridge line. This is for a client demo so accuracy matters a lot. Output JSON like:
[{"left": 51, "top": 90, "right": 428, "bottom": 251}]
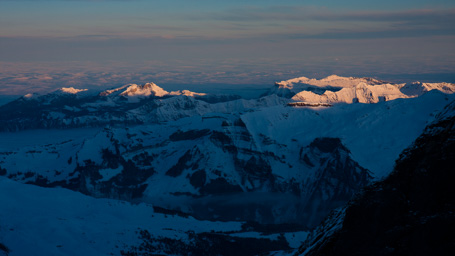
[
  {"left": 287, "top": 102, "right": 332, "bottom": 107},
  {"left": 8, "top": 74, "right": 455, "bottom": 109},
  {"left": 267, "top": 75, "right": 455, "bottom": 104}
]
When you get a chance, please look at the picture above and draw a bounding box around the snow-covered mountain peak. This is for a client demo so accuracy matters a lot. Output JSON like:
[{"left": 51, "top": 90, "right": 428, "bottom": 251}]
[
  {"left": 399, "top": 81, "right": 455, "bottom": 97},
  {"left": 290, "top": 82, "right": 410, "bottom": 104},
  {"left": 169, "top": 90, "right": 207, "bottom": 97},
  {"left": 419, "top": 82, "right": 455, "bottom": 94},
  {"left": 120, "top": 83, "right": 169, "bottom": 98},
  {"left": 275, "top": 75, "right": 386, "bottom": 90},
  {"left": 321, "top": 74, "right": 351, "bottom": 81},
  {"left": 268, "top": 75, "right": 455, "bottom": 105},
  {"left": 268, "top": 75, "right": 390, "bottom": 99},
  {"left": 99, "top": 83, "right": 209, "bottom": 99},
  {"left": 275, "top": 76, "right": 311, "bottom": 88},
  {"left": 23, "top": 93, "right": 40, "bottom": 99},
  {"left": 59, "top": 87, "right": 88, "bottom": 94}
]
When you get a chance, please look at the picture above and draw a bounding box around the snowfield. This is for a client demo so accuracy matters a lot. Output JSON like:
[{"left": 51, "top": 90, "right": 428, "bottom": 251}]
[{"left": 0, "top": 177, "right": 249, "bottom": 256}]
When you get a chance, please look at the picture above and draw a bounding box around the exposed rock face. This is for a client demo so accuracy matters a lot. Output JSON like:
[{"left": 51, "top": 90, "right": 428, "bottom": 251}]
[
  {"left": 0, "top": 242, "right": 9, "bottom": 256},
  {"left": 297, "top": 100, "right": 455, "bottom": 256},
  {"left": 1, "top": 117, "right": 371, "bottom": 227},
  {"left": 298, "top": 138, "right": 371, "bottom": 228},
  {"left": 21, "top": 147, "right": 155, "bottom": 200},
  {"left": 0, "top": 92, "right": 144, "bottom": 131}
]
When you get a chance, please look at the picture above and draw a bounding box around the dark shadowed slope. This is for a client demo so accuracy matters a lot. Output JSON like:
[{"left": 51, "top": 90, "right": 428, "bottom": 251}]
[{"left": 297, "top": 100, "right": 455, "bottom": 256}]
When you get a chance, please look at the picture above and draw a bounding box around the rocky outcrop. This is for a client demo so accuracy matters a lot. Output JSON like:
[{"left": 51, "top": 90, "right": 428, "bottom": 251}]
[
  {"left": 2, "top": 118, "right": 372, "bottom": 228},
  {"left": 298, "top": 138, "right": 372, "bottom": 228}
]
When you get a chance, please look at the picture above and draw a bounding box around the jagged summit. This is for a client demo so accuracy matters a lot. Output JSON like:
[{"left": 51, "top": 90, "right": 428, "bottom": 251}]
[
  {"left": 21, "top": 87, "right": 88, "bottom": 99},
  {"left": 99, "top": 83, "right": 170, "bottom": 102},
  {"left": 99, "top": 82, "right": 210, "bottom": 100},
  {"left": 291, "top": 82, "right": 409, "bottom": 104},
  {"left": 266, "top": 75, "right": 455, "bottom": 104},
  {"left": 398, "top": 81, "right": 455, "bottom": 96},
  {"left": 267, "top": 75, "right": 390, "bottom": 99},
  {"left": 275, "top": 75, "right": 387, "bottom": 90},
  {"left": 120, "top": 83, "right": 169, "bottom": 98},
  {"left": 3, "top": 77, "right": 455, "bottom": 132},
  {"left": 0, "top": 81, "right": 282, "bottom": 131}
]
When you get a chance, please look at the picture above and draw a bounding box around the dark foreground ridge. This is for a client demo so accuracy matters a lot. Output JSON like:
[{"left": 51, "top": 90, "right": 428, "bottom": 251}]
[{"left": 297, "top": 100, "right": 455, "bottom": 255}]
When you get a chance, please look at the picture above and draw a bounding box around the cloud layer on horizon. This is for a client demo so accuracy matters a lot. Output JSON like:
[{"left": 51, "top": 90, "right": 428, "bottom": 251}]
[{"left": 0, "top": 1, "right": 454, "bottom": 95}]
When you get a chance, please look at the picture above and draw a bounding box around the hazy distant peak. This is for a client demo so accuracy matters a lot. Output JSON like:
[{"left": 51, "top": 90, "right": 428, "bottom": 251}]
[
  {"left": 321, "top": 74, "right": 351, "bottom": 81},
  {"left": 59, "top": 87, "right": 88, "bottom": 94},
  {"left": 99, "top": 85, "right": 129, "bottom": 96},
  {"left": 23, "top": 93, "right": 39, "bottom": 99},
  {"left": 276, "top": 75, "right": 387, "bottom": 90},
  {"left": 169, "top": 90, "right": 207, "bottom": 97}
]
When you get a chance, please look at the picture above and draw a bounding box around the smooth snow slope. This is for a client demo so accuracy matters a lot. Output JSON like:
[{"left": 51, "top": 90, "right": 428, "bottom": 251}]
[
  {"left": 0, "top": 177, "right": 310, "bottom": 255},
  {"left": 242, "top": 90, "right": 455, "bottom": 178},
  {"left": 0, "top": 177, "right": 244, "bottom": 256}
]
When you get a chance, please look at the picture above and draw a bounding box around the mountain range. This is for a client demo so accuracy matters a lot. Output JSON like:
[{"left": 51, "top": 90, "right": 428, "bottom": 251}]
[{"left": 0, "top": 75, "right": 454, "bottom": 255}]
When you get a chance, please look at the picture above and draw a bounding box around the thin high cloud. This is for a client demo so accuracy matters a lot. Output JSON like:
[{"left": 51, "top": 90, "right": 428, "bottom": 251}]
[
  {"left": 191, "top": 7, "right": 455, "bottom": 35},
  {"left": 194, "top": 6, "right": 455, "bottom": 23},
  {"left": 188, "top": 7, "right": 455, "bottom": 40},
  {"left": 2, "top": 2, "right": 453, "bottom": 40}
]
